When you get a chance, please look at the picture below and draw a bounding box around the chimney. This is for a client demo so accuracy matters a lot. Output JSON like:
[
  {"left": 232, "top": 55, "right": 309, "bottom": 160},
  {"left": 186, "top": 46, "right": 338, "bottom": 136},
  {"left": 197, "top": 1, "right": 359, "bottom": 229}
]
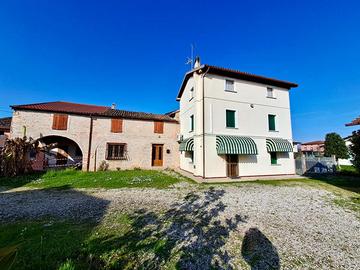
[
  {"left": 194, "top": 56, "right": 200, "bottom": 69},
  {"left": 111, "top": 103, "right": 116, "bottom": 109}
]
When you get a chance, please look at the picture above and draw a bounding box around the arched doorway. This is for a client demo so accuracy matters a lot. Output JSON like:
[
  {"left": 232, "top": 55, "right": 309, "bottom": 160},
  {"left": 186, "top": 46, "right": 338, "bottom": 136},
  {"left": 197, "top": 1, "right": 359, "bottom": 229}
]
[{"left": 32, "top": 135, "right": 83, "bottom": 170}]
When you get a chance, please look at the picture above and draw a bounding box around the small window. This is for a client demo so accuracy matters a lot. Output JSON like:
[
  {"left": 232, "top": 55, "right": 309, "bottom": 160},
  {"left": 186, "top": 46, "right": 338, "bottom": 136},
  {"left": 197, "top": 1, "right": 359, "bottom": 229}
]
[
  {"left": 52, "top": 114, "right": 68, "bottom": 130},
  {"left": 270, "top": 152, "right": 277, "bottom": 165},
  {"left": 267, "top": 87, "right": 274, "bottom": 98},
  {"left": 190, "top": 115, "right": 194, "bottom": 132},
  {"left": 225, "top": 80, "right": 235, "bottom": 92},
  {"left": 189, "top": 87, "right": 194, "bottom": 100},
  {"left": 268, "top": 114, "right": 276, "bottom": 131},
  {"left": 154, "top": 121, "right": 164, "bottom": 134},
  {"left": 226, "top": 110, "right": 236, "bottom": 128},
  {"left": 106, "top": 143, "right": 126, "bottom": 160},
  {"left": 111, "top": 118, "right": 123, "bottom": 133}
]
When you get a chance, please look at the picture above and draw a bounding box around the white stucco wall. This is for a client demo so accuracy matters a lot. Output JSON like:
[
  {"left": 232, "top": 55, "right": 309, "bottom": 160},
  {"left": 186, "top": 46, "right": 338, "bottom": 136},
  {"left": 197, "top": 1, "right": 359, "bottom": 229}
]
[{"left": 179, "top": 72, "right": 296, "bottom": 178}]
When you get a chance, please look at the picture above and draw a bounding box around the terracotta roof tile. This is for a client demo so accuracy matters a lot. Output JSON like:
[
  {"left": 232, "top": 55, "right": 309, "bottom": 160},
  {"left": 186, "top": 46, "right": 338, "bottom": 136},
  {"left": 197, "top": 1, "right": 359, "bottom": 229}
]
[
  {"left": 345, "top": 116, "right": 360, "bottom": 126},
  {"left": 102, "top": 109, "right": 178, "bottom": 122},
  {"left": 177, "top": 64, "right": 298, "bottom": 100},
  {"left": 11, "top": 101, "right": 178, "bottom": 123},
  {"left": 301, "top": 140, "right": 325, "bottom": 146},
  {"left": 11, "top": 101, "right": 109, "bottom": 115}
]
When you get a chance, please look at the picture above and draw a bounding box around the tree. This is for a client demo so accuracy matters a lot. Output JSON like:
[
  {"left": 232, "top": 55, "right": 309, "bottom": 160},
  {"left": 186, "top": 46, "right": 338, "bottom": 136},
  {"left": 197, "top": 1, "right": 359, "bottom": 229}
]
[
  {"left": 324, "top": 132, "right": 349, "bottom": 159},
  {"left": 350, "top": 130, "right": 360, "bottom": 172},
  {"left": 0, "top": 137, "right": 37, "bottom": 177}
]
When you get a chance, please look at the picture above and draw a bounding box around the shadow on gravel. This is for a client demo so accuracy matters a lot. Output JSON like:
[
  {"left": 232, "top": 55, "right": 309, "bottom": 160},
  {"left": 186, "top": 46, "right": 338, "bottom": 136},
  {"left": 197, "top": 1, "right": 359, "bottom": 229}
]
[
  {"left": 87, "top": 187, "right": 247, "bottom": 269},
  {"left": 241, "top": 227, "right": 280, "bottom": 270}
]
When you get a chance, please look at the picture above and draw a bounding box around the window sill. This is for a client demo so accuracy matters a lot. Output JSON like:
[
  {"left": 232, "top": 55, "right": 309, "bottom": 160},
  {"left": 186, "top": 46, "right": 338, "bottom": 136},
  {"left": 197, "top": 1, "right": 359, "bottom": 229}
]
[
  {"left": 225, "top": 90, "right": 237, "bottom": 93},
  {"left": 189, "top": 130, "right": 194, "bottom": 133},
  {"left": 267, "top": 96, "right": 277, "bottom": 99},
  {"left": 268, "top": 130, "right": 279, "bottom": 132},
  {"left": 189, "top": 97, "right": 194, "bottom": 102},
  {"left": 271, "top": 164, "right": 281, "bottom": 166},
  {"left": 226, "top": 127, "right": 238, "bottom": 129}
]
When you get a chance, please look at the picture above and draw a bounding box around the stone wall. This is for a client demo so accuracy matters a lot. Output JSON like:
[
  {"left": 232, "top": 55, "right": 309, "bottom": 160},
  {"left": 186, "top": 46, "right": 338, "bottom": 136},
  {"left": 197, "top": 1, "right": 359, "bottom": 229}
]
[{"left": 10, "top": 110, "right": 180, "bottom": 171}]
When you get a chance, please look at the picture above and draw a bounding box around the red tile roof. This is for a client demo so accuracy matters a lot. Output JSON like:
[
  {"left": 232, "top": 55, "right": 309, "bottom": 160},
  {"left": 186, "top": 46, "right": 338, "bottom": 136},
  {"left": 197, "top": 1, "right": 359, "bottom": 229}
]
[
  {"left": 0, "top": 117, "right": 11, "bottom": 131},
  {"left": 177, "top": 64, "right": 298, "bottom": 100},
  {"left": 11, "top": 101, "right": 178, "bottom": 123},
  {"left": 11, "top": 101, "right": 109, "bottom": 115},
  {"left": 301, "top": 140, "right": 325, "bottom": 146},
  {"left": 345, "top": 117, "right": 360, "bottom": 127}
]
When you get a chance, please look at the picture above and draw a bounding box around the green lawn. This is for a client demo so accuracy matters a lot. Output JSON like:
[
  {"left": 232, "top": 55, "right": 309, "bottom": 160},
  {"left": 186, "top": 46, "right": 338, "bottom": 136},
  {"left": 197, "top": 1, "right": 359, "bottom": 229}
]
[
  {"left": 0, "top": 169, "right": 192, "bottom": 189},
  {"left": 1, "top": 170, "right": 360, "bottom": 269}
]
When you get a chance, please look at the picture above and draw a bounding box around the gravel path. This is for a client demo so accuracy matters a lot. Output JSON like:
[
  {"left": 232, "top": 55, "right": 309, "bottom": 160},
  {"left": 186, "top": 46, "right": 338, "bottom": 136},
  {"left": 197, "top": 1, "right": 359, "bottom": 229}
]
[{"left": 1, "top": 184, "right": 359, "bottom": 269}]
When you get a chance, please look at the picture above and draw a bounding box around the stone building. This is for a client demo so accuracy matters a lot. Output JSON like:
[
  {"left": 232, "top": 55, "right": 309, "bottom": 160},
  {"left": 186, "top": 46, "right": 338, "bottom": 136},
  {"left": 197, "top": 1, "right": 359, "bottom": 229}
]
[{"left": 10, "top": 101, "right": 179, "bottom": 171}]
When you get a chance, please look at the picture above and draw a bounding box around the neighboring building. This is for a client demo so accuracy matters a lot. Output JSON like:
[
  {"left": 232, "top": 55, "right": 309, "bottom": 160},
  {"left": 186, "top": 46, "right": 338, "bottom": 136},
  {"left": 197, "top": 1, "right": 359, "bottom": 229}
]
[
  {"left": 300, "top": 140, "right": 325, "bottom": 157},
  {"left": 339, "top": 135, "right": 354, "bottom": 166},
  {"left": 345, "top": 116, "right": 360, "bottom": 127},
  {"left": 10, "top": 101, "right": 179, "bottom": 171},
  {"left": 0, "top": 117, "right": 11, "bottom": 148},
  {"left": 177, "top": 58, "right": 298, "bottom": 178}
]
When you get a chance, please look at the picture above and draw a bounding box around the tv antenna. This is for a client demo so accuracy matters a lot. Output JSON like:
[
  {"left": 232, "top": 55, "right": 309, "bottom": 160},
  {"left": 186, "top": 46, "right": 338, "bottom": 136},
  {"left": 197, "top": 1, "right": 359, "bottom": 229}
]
[{"left": 185, "top": 44, "right": 195, "bottom": 69}]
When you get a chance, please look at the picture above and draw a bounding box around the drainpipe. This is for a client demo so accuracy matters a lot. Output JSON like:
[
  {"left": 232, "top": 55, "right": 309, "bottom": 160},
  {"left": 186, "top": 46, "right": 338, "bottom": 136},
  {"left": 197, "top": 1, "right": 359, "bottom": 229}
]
[
  {"left": 86, "top": 116, "right": 94, "bottom": 172},
  {"left": 201, "top": 67, "right": 210, "bottom": 179}
]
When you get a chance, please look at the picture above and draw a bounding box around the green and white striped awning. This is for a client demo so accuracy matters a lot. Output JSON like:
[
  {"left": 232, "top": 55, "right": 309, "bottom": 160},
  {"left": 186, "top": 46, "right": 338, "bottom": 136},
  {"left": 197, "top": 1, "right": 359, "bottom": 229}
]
[
  {"left": 216, "top": 135, "right": 258, "bottom": 155},
  {"left": 179, "top": 137, "right": 194, "bottom": 151},
  {"left": 266, "top": 138, "right": 293, "bottom": 152}
]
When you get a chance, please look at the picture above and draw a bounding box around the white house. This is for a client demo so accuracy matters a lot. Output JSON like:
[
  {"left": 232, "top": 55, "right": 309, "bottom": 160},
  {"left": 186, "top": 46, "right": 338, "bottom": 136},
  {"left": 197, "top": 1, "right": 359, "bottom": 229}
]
[{"left": 178, "top": 58, "right": 298, "bottom": 179}]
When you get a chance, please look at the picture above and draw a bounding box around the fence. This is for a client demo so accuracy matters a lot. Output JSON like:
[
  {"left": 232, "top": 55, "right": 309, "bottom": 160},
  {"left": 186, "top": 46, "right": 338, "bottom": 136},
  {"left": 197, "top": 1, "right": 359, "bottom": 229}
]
[{"left": 295, "top": 155, "right": 337, "bottom": 175}]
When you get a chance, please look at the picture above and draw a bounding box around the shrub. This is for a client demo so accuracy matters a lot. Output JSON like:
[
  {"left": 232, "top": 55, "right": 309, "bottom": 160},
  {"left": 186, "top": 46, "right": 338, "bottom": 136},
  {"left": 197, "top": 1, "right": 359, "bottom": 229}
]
[
  {"left": 0, "top": 137, "right": 37, "bottom": 177},
  {"left": 98, "top": 161, "right": 109, "bottom": 171},
  {"left": 350, "top": 130, "right": 360, "bottom": 172}
]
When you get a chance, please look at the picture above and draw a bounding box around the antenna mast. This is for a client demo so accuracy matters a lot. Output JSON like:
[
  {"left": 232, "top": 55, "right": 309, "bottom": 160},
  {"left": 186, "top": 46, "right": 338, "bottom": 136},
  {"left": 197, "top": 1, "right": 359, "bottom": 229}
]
[{"left": 185, "top": 43, "right": 195, "bottom": 70}]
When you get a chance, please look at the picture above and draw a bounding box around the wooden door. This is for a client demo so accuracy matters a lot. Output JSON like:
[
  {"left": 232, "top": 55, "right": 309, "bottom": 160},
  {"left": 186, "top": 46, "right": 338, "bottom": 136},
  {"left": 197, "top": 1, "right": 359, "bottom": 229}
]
[
  {"left": 152, "top": 144, "right": 163, "bottom": 166},
  {"left": 227, "top": 154, "right": 239, "bottom": 178}
]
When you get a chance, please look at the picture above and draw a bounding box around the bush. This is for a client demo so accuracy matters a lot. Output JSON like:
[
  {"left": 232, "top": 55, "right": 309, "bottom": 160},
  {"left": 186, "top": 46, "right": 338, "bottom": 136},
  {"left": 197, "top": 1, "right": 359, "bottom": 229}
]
[
  {"left": 350, "top": 130, "right": 360, "bottom": 172},
  {"left": 0, "top": 137, "right": 37, "bottom": 177},
  {"left": 98, "top": 161, "right": 109, "bottom": 171}
]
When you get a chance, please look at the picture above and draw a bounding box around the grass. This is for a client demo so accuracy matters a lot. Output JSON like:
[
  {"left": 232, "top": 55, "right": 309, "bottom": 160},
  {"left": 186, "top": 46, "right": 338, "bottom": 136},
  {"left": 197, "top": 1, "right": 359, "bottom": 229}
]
[{"left": 0, "top": 169, "right": 192, "bottom": 189}]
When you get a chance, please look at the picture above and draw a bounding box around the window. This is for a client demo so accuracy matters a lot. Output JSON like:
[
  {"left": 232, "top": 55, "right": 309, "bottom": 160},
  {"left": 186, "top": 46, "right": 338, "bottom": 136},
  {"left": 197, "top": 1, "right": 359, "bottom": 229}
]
[
  {"left": 106, "top": 143, "right": 126, "bottom": 160},
  {"left": 190, "top": 115, "right": 194, "bottom": 132},
  {"left": 268, "top": 114, "right": 276, "bottom": 131},
  {"left": 225, "top": 79, "right": 235, "bottom": 92},
  {"left": 226, "top": 110, "right": 236, "bottom": 128},
  {"left": 154, "top": 121, "right": 164, "bottom": 134},
  {"left": 189, "top": 87, "right": 194, "bottom": 100},
  {"left": 267, "top": 87, "right": 274, "bottom": 98},
  {"left": 111, "top": 118, "right": 123, "bottom": 133},
  {"left": 52, "top": 114, "right": 68, "bottom": 130},
  {"left": 270, "top": 152, "right": 277, "bottom": 165}
]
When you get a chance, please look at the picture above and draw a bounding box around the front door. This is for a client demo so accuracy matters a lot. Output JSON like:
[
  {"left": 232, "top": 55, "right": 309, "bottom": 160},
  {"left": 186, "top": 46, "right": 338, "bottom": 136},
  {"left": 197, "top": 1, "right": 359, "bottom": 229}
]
[
  {"left": 227, "top": 154, "right": 239, "bottom": 178},
  {"left": 152, "top": 144, "right": 163, "bottom": 166}
]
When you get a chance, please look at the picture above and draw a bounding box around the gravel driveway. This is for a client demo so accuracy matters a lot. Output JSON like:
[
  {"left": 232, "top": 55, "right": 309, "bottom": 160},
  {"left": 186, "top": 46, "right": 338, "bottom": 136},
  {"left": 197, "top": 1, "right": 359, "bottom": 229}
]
[{"left": 1, "top": 184, "right": 359, "bottom": 269}]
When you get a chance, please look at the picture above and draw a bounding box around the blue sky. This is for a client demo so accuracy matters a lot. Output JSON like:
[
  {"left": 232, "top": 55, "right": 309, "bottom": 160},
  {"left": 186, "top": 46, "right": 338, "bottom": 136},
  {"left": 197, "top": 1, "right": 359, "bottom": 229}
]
[{"left": 0, "top": 0, "right": 359, "bottom": 142}]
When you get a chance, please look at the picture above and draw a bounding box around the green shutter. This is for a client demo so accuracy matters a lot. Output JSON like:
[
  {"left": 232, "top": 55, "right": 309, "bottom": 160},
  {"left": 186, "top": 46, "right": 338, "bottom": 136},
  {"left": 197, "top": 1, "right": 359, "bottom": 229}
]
[
  {"left": 226, "top": 110, "right": 235, "bottom": 128},
  {"left": 190, "top": 115, "right": 194, "bottom": 131},
  {"left": 268, "top": 115, "right": 276, "bottom": 131},
  {"left": 270, "top": 152, "right": 277, "bottom": 164}
]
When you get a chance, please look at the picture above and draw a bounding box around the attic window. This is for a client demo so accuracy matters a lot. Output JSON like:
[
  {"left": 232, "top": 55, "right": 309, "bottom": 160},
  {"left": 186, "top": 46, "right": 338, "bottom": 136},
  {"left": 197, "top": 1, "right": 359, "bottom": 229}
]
[{"left": 225, "top": 80, "right": 235, "bottom": 92}]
